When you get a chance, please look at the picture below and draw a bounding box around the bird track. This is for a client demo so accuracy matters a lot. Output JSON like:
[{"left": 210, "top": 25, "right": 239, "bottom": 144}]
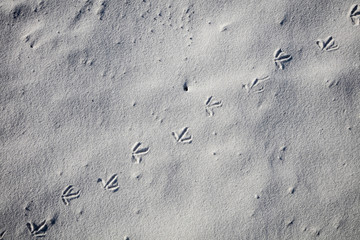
[
  {"left": 316, "top": 36, "right": 338, "bottom": 51},
  {"left": 0, "top": 230, "right": 5, "bottom": 240},
  {"left": 274, "top": 48, "right": 292, "bottom": 69},
  {"left": 131, "top": 142, "right": 149, "bottom": 164},
  {"left": 205, "top": 96, "right": 222, "bottom": 116},
  {"left": 26, "top": 220, "right": 48, "bottom": 238},
  {"left": 61, "top": 185, "right": 81, "bottom": 205},
  {"left": 172, "top": 127, "right": 192, "bottom": 144},
  {"left": 349, "top": 4, "right": 360, "bottom": 25},
  {"left": 243, "top": 76, "right": 270, "bottom": 93},
  {"left": 98, "top": 174, "right": 119, "bottom": 192}
]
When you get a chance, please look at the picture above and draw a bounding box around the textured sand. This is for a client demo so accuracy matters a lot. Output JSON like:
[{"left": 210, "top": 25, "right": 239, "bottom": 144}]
[{"left": 1, "top": 0, "right": 360, "bottom": 239}]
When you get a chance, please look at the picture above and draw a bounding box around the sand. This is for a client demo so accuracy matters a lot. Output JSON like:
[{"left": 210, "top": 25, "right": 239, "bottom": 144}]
[{"left": 0, "top": 0, "right": 359, "bottom": 239}]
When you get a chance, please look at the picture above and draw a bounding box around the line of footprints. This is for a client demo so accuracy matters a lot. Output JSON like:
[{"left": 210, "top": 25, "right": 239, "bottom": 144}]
[
  {"left": 2, "top": 4, "right": 358, "bottom": 239},
  {"left": 16, "top": 103, "right": 216, "bottom": 238}
]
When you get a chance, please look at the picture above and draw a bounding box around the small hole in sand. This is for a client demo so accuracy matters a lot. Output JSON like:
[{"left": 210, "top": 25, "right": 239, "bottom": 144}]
[{"left": 183, "top": 82, "right": 188, "bottom": 91}]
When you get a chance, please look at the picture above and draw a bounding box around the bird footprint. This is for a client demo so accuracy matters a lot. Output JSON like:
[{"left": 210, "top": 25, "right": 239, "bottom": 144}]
[
  {"left": 349, "top": 4, "right": 360, "bottom": 25},
  {"left": 205, "top": 96, "right": 222, "bottom": 116},
  {"left": 26, "top": 220, "right": 47, "bottom": 238},
  {"left": 172, "top": 127, "right": 192, "bottom": 144},
  {"left": 243, "top": 76, "right": 270, "bottom": 93},
  {"left": 131, "top": 142, "right": 149, "bottom": 164},
  {"left": 98, "top": 174, "right": 119, "bottom": 192},
  {"left": 0, "top": 230, "right": 5, "bottom": 240},
  {"left": 316, "top": 36, "right": 338, "bottom": 51},
  {"left": 274, "top": 48, "right": 292, "bottom": 69},
  {"left": 61, "top": 185, "right": 80, "bottom": 205}
]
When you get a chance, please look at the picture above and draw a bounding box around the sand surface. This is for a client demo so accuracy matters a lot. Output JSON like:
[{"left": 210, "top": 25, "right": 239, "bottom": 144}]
[{"left": 1, "top": 0, "right": 360, "bottom": 239}]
